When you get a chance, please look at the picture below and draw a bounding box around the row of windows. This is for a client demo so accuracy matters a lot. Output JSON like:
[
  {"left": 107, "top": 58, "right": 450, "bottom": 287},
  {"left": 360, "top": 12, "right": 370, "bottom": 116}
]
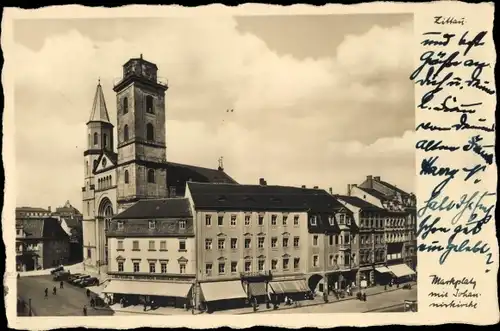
[
  {"left": 309, "top": 215, "right": 351, "bottom": 227},
  {"left": 123, "top": 168, "right": 156, "bottom": 184},
  {"left": 122, "top": 123, "right": 155, "bottom": 142},
  {"left": 118, "top": 260, "right": 186, "bottom": 274},
  {"left": 310, "top": 253, "right": 354, "bottom": 268},
  {"left": 122, "top": 95, "right": 155, "bottom": 115},
  {"left": 205, "top": 257, "right": 301, "bottom": 276},
  {"left": 204, "top": 236, "right": 301, "bottom": 250},
  {"left": 92, "top": 133, "right": 109, "bottom": 148},
  {"left": 360, "top": 235, "right": 384, "bottom": 245},
  {"left": 311, "top": 234, "right": 354, "bottom": 246},
  {"left": 97, "top": 176, "right": 113, "bottom": 190},
  {"left": 205, "top": 214, "right": 301, "bottom": 227},
  {"left": 118, "top": 239, "right": 187, "bottom": 251},
  {"left": 116, "top": 220, "right": 186, "bottom": 232}
]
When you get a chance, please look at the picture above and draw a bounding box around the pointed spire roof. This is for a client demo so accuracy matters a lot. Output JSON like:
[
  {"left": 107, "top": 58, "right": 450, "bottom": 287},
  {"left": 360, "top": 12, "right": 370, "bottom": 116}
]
[{"left": 88, "top": 79, "right": 111, "bottom": 124}]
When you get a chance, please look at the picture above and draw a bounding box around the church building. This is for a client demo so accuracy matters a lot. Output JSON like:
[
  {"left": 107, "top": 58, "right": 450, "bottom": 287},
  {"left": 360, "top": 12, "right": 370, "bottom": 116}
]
[{"left": 82, "top": 55, "right": 237, "bottom": 273}]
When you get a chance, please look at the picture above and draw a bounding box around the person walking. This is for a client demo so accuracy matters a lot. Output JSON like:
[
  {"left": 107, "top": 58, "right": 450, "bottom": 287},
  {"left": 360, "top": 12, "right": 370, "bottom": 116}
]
[
  {"left": 52, "top": 286, "right": 57, "bottom": 295},
  {"left": 86, "top": 289, "right": 91, "bottom": 298},
  {"left": 60, "top": 281, "right": 64, "bottom": 289},
  {"left": 363, "top": 292, "right": 367, "bottom": 302},
  {"left": 44, "top": 288, "right": 48, "bottom": 299},
  {"left": 83, "top": 305, "right": 88, "bottom": 316}
]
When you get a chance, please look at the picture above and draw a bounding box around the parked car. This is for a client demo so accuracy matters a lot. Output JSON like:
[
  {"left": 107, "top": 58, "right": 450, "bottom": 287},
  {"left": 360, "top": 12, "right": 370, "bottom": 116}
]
[
  {"left": 50, "top": 266, "right": 64, "bottom": 275},
  {"left": 79, "top": 277, "right": 99, "bottom": 287},
  {"left": 67, "top": 273, "right": 84, "bottom": 283},
  {"left": 71, "top": 275, "right": 91, "bottom": 285},
  {"left": 53, "top": 271, "right": 70, "bottom": 281}
]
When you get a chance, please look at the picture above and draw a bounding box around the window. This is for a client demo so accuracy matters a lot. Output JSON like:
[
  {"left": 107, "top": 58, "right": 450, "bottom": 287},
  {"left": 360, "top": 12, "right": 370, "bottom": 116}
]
[
  {"left": 218, "top": 215, "right": 224, "bottom": 226},
  {"left": 258, "top": 259, "right": 265, "bottom": 271},
  {"left": 124, "top": 170, "right": 129, "bottom": 184},
  {"left": 146, "top": 95, "right": 154, "bottom": 114},
  {"left": 161, "top": 262, "right": 167, "bottom": 273},
  {"left": 87, "top": 248, "right": 92, "bottom": 259},
  {"left": 123, "top": 97, "right": 128, "bottom": 114},
  {"left": 345, "top": 235, "right": 350, "bottom": 244},
  {"left": 147, "top": 169, "right": 155, "bottom": 183},
  {"left": 123, "top": 125, "right": 129, "bottom": 141},
  {"left": 146, "top": 123, "right": 154, "bottom": 141},
  {"left": 231, "top": 238, "right": 237, "bottom": 249},
  {"left": 179, "top": 220, "right": 186, "bottom": 230},
  {"left": 205, "top": 215, "right": 212, "bottom": 226},
  {"left": 205, "top": 263, "right": 213, "bottom": 276},
  {"left": 271, "top": 259, "right": 278, "bottom": 270},
  {"left": 103, "top": 133, "right": 108, "bottom": 148},
  {"left": 133, "top": 262, "right": 140, "bottom": 272},
  {"left": 329, "top": 254, "right": 334, "bottom": 266},
  {"left": 244, "top": 238, "right": 251, "bottom": 249},
  {"left": 244, "top": 215, "right": 251, "bottom": 226},
  {"left": 230, "top": 215, "right": 237, "bottom": 226},
  {"left": 335, "top": 235, "right": 339, "bottom": 245},
  {"left": 179, "top": 263, "right": 186, "bottom": 274},
  {"left": 283, "top": 215, "right": 288, "bottom": 225},
  {"left": 339, "top": 214, "right": 345, "bottom": 224},
  {"left": 117, "top": 240, "right": 124, "bottom": 250},
  {"left": 160, "top": 241, "right": 167, "bottom": 251},
  {"left": 256, "top": 237, "right": 264, "bottom": 249},
  {"left": 93, "top": 132, "right": 98, "bottom": 146},
  {"left": 148, "top": 240, "right": 155, "bottom": 250},
  {"left": 329, "top": 235, "right": 333, "bottom": 246},
  {"left": 283, "top": 258, "right": 289, "bottom": 270},
  {"left": 294, "top": 258, "right": 300, "bottom": 269},
  {"left": 244, "top": 261, "right": 251, "bottom": 272},
  {"left": 271, "top": 215, "right": 277, "bottom": 225},
  {"left": 149, "top": 262, "right": 156, "bottom": 273},
  {"left": 179, "top": 240, "right": 186, "bottom": 251},
  {"left": 258, "top": 215, "right": 264, "bottom": 225},
  {"left": 282, "top": 237, "right": 289, "bottom": 247},
  {"left": 149, "top": 220, "right": 155, "bottom": 229},
  {"left": 118, "top": 261, "right": 124, "bottom": 272},
  {"left": 347, "top": 217, "right": 351, "bottom": 226},
  {"left": 271, "top": 237, "right": 278, "bottom": 248},
  {"left": 293, "top": 237, "right": 300, "bottom": 247},
  {"left": 218, "top": 263, "right": 225, "bottom": 274},
  {"left": 294, "top": 215, "right": 299, "bottom": 225},
  {"left": 313, "top": 235, "right": 318, "bottom": 246},
  {"left": 132, "top": 241, "right": 139, "bottom": 250},
  {"left": 313, "top": 255, "right": 319, "bottom": 267},
  {"left": 205, "top": 239, "right": 212, "bottom": 250},
  {"left": 231, "top": 262, "right": 238, "bottom": 273},
  {"left": 218, "top": 238, "right": 225, "bottom": 250},
  {"left": 310, "top": 216, "right": 317, "bottom": 226}
]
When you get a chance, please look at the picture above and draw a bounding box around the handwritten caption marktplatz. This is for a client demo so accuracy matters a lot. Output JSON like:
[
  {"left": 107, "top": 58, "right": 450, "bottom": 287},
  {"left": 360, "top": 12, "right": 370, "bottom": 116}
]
[{"left": 409, "top": 21, "right": 495, "bottom": 279}]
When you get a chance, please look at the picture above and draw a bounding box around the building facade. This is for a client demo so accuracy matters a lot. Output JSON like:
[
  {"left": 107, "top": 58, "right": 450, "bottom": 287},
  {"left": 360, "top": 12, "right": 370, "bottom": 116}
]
[{"left": 82, "top": 56, "right": 237, "bottom": 274}]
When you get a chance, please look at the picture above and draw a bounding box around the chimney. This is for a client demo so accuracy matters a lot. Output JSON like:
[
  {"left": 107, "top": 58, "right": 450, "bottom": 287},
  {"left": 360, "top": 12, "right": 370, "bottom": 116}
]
[
  {"left": 347, "top": 184, "right": 351, "bottom": 196},
  {"left": 301, "top": 185, "right": 306, "bottom": 189},
  {"left": 367, "top": 175, "right": 373, "bottom": 188},
  {"left": 329, "top": 187, "right": 333, "bottom": 195},
  {"left": 313, "top": 186, "right": 319, "bottom": 189},
  {"left": 259, "top": 178, "right": 266, "bottom": 185},
  {"left": 374, "top": 176, "right": 381, "bottom": 181}
]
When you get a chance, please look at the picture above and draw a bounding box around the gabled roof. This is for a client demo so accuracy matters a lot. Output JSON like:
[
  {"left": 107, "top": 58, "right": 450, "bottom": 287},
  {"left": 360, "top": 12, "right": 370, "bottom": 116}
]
[
  {"left": 88, "top": 81, "right": 111, "bottom": 124},
  {"left": 113, "top": 198, "right": 192, "bottom": 220},
  {"left": 334, "top": 195, "right": 384, "bottom": 211},
  {"left": 187, "top": 182, "right": 344, "bottom": 212},
  {"left": 376, "top": 180, "right": 411, "bottom": 197},
  {"left": 167, "top": 162, "right": 237, "bottom": 186},
  {"left": 21, "top": 218, "right": 69, "bottom": 240},
  {"left": 93, "top": 150, "right": 118, "bottom": 173},
  {"left": 357, "top": 187, "right": 389, "bottom": 201}
]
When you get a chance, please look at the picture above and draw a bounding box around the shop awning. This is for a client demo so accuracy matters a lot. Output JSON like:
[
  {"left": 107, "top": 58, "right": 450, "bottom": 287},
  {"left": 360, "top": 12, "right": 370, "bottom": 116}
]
[
  {"left": 200, "top": 280, "right": 247, "bottom": 302},
  {"left": 102, "top": 280, "right": 192, "bottom": 298},
  {"left": 387, "top": 264, "right": 416, "bottom": 278},
  {"left": 248, "top": 282, "right": 267, "bottom": 297},
  {"left": 375, "top": 266, "right": 392, "bottom": 273},
  {"left": 270, "top": 280, "right": 309, "bottom": 294}
]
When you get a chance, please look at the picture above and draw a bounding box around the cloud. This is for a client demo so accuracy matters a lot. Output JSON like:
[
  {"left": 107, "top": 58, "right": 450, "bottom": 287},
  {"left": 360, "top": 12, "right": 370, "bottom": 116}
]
[{"left": 13, "top": 17, "right": 415, "bottom": 210}]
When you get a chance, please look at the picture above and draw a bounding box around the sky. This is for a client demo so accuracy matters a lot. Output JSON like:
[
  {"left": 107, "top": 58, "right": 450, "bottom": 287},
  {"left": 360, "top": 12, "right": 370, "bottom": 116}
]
[{"left": 13, "top": 14, "right": 416, "bottom": 211}]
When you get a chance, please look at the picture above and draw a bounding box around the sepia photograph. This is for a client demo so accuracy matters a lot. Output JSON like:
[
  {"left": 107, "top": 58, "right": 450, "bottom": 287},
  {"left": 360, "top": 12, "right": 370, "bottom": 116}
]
[{"left": 13, "top": 13, "right": 418, "bottom": 317}]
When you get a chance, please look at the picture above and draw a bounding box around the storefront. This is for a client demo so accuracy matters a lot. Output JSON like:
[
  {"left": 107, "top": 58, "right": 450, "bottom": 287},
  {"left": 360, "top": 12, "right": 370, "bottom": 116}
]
[
  {"left": 374, "top": 265, "right": 392, "bottom": 285},
  {"left": 268, "top": 279, "right": 309, "bottom": 302},
  {"left": 103, "top": 279, "right": 193, "bottom": 309},
  {"left": 328, "top": 271, "right": 357, "bottom": 291},
  {"left": 245, "top": 282, "right": 268, "bottom": 304},
  {"left": 358, "top": 267, "right": 373, "bottom": 287},
  {"left": 387, "top": 263, "right": 416, "bottom": 283},
  {"left": 199, "top": 280, "right": 248, "bottom": 312}
]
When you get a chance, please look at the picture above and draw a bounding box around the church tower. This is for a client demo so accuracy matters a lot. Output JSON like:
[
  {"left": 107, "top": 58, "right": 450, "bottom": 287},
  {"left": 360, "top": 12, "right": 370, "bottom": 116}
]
[
  {"left": 82, "top": 80, "right": 114, "bottom": 267},
  {"left": 113, "top": 55, "right": 169, "bottom": 212}
]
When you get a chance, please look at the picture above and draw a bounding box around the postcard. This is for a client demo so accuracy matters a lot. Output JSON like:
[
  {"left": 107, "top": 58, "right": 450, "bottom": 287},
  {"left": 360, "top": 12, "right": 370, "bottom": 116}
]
[{"left": 2, "top": 2, "right": 498, "bottom": 329}]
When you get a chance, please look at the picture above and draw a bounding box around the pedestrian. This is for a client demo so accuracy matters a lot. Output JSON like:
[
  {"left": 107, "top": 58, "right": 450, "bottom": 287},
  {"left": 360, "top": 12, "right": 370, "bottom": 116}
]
[
  {"left": 60, "top": 281, "right": 64, "bottom": 289},
  {"left": 17, "top": 273, "right": 20, "bottom": 279},
  {"left": 44, "top": 288, "right": 48, "bottom": 299},
  {"left": 143, "top": 301, "right": 147, "bottom": 312},
  {"left": 86, "top": 289, "right": 90, "bottom": 298},
  {"left": 83, "top": 305, "right": 87, "bottom": 316},
  {"left": 53, "top": 286, "right": 57, "bottom": 295},
  {"left": 384, "top": 284, "right": 387, "bottom": 291},
  {"left": 363, "top": 292, "right": 367, "bottom": 302},
  {"left": 90, "top": 297, "right": 95, "bottom": 309}
]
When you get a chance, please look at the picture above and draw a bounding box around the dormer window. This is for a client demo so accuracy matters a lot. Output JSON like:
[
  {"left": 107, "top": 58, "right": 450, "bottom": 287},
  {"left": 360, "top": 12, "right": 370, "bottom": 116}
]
[
  {"left": 328, "top": 216, "right": 335, "bottom": 226},
  {"left": 309, "top": 216, "right": 317, "bottom": 226},
  {"left": 149, "top": 220, "right": 156, "bottom": 229},
  {"left": 339, "top": 214, "right": 345, "bottom": 225},
  {"left": 117, "top": 221, "right": 124, "bottom": 230}
]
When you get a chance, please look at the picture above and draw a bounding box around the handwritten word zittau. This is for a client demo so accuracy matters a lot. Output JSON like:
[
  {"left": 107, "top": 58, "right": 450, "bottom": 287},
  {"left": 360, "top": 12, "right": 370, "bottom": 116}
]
[{"left": 434, "top": 16, "right": 466, "bottom": 26}]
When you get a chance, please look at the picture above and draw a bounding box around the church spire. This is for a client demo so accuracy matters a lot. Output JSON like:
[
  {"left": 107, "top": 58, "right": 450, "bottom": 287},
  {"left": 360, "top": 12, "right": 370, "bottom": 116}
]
[{"left": 88, "top": 79, "right": 111, "bottom": 124}]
